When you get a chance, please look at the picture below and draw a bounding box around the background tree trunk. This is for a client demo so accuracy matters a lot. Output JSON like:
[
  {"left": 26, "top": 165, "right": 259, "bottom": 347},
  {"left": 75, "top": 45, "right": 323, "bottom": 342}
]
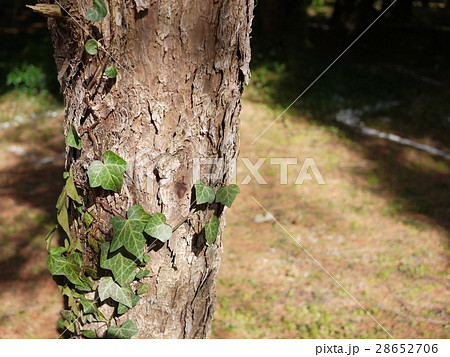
[{"left": 46, "top": 0, "right": 253, "bottom": 338}]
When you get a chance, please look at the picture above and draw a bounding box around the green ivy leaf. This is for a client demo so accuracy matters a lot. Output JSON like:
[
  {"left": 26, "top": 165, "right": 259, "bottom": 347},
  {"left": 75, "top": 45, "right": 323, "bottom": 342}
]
[
  {"left": 84, "top": 39, "right": 100, "bottom": 55},
  {"left": 72, "top": 251, "right": 83, "bottom": 266},
  {"left": 62, "top": 319, "right": 75, "bottom": 333},
  {"left": 44, "top": 225, "right": 57, "bottom": 251},
  {"left": 51, "top": 247, "right": 67, "bottom": 256},
  {"left": 205, "top": 216, "right": 220, "bottom": 245},
  {"left": 47, "top": 249, "right": 81, "bottom": 285},
  {"left": 140, "top": 255, "right": 150, "bottom": 266},
  {"left": 110, "top": 205, "right": 151, "bottom": 260},
  {"left": 83, "top": 266, "right": 99, "bottom": 279},
  {"left": 60, "top": 309, "right": 73, "bottom": 322},
  {"left": 104, "top": 65, "right": 118, "bottom": 78},
  {"left": 75, "top": 275, "right": 94, "bottom": 292},
  {"left": 56, "top": 188, "right": 71, "bottom": 239},
  {"left": 57, "top": 318, "right": 65, "bottom": 330},
  {"left": 84, "top": 211, "right": 95, "bottom": 227},
  {"left": 56, "top": 187, "right": 66, "bottom": 211},
  {"left": 136, "top": 284, "right": 149, "bottom": 295},
  {"left": 215, "top": 184, "right": 240, "bottom": 208},
  {"left": 88, "top": 150, "right": 128, "bottom": 192},
  {"left": 66, "top": 169, "right": 82, "bottom": 205},
  {"left": 85, "top": 0, "right": 107, "bottom": 22},
  {"left": 106, "top": 320, "right": 138, "bottom": 339},
  {"left": 135, "top": 269, "right": 150, "bottom": 280},
  {"left": 98, "top": 277, "right": 133, "bottom": 308},
  {"left": 87, "top": 237, "right": 100, "bottom": 253},
  {"left": 67, "top": 125, "right": 82, "bottom": 150},
  {"left": 79, "top": 297, "right": 99, "bottom": 316},
  {"left": 117, "top": 294, "right": 140, "bottom": 315},
  {"left": 100, "top": 242, "right": 136, "bottom": 286},
  {"left": 81, "top": 330, "right": 97, "bottom": 339},
  {"left": 144, "top": 213, "right": 172, "bottom": 243},
  {"left": 194, "top": 179, "right": 215, "bottom": 204}
]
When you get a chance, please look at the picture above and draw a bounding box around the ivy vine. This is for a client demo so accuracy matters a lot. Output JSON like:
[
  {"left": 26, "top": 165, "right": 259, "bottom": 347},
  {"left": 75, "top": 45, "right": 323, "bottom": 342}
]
[{"left": 45, "top": 0, "right": 240, "bottom": 339}]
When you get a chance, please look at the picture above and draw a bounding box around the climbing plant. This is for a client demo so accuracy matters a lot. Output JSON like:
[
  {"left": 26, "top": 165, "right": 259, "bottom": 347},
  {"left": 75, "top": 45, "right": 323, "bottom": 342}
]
[{"left": 45, "top": 0, "right": 240, "bottom": 339}]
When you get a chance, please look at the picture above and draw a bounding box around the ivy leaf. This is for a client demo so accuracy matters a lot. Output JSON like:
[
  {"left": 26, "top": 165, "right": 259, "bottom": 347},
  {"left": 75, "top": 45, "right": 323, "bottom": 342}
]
[
  {"left": 84, "top": 211, "right": 95, "bottom": 227},
  {"left": 57, "top": 205, "right": 71, "bottom": 239},
  {"left": 100, "top": 243, "right": 136, "bottom": 286},
  {"left": 215, "top": 184, "right": 240, "bottom": 208},
  {"left": 106, "top": 320, "right": 138, "bottom": 339},
  {"left": 144, "top": 213, "right": 172, "bottom": 243},
  {"left": 56, "top": 187, "right": 66, "bottom": 211},
  {"left": 104, "top": 65, "right": 118, "bottom": 78},
  {"left": 205, "top": 216, "right": 219, "bottom": 245},
  {"left": 57, "top": 318, "right": 65, "bottom": 330},
  {"left": 66, "top": 169, "right": 82, "bottom": 204},
  {"left": 194, "top": 179, "right": 215, "bottom": 204},
  {"left": 56, "top": 188, "right": 71, "bottom": 239},
  {"left": 83, "top": 266, "right": 99, "bottom": 279},
  {"left": 88, "top": 150, "right": 128, "bottom": 192},
  {"left": 60, "top": 309, "right": 73, "bottom": 322},
  {"left": 44, "top": 225, "right": 57, "bottom": 251},
  {"left": 67, "top": 125, "right": 82, "bottom": 150},
  {"left": 81, "top": 330, "right": 97, "bottom": 339},
  {"left": 110, "top": 205, "right": 150, "bottom": 260},
  {"left": 136, "top": 284, "right": 149, "bottom": 295},
  {"left": 140, "top": 255, "right": 150, "bottom": 266},
  {"left": 79, "top": 296, "right": 107, "bottom": 322},
  {"left": 61, "top": 319, "right": 75, "bottom": 333},
  {"left": 47, "top": 249, "right": 81, "bottom": 285},
  {"left": 135, "top": 269, "right": 150, "bottom": 280},
  {"left": 79, "top": 297, "right": 99, "bottom": 316},
  {"left": 84, "top": 39, "right": 99, "bottom": 55},
  {"left": 117, "top": 294, "right": 140, "bottom": 315},
  {"left": 72, "top": 251, "right": 83, "bottom": 266},
  {"left": 85, "top": 0, "right": 107, "bottom": 22},
  {"left": 88, "top": 237, "right": 100, "bottom": 253},
  {"left": 75, "top": 275, "right": 94, "bottom": 292},
  {"left": 98, "top": 277, "right": 133, "bottom": 308}
]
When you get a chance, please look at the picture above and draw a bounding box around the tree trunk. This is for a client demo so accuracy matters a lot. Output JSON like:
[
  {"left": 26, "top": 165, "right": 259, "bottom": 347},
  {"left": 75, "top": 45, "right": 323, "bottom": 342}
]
[{"left": 45, "top": 0, "right": 253, "bottom": 338}]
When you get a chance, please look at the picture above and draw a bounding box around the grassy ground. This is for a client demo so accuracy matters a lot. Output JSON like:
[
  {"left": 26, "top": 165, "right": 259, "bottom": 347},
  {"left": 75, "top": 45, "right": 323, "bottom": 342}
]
[
  {"left": 0, "top": 3, "right": 449, "bottom": 339},
  {"left": 0, "top": 92, "right": 64, "bottom": 338},
  {"left": 211, "top": 98, "right": 449, "bottom": 338}
]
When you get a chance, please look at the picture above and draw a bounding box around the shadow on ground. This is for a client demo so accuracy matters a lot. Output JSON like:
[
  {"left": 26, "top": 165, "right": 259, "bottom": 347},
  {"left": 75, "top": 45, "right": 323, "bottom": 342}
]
[{"left": 249, "top": 11, "right": 450, "bottom": 235}]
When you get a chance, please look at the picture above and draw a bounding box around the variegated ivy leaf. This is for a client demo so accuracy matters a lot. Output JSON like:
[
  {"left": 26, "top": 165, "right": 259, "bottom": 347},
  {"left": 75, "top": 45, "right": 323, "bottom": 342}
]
[
  {"left": 144, "top": 213, "right": 172, "bottom": 243},
  {"left": 205, "top": 216, "right": 219, "bottom": 245},
  {"left": 98, "top": 277, "right": 133, "bottom": 308},
  {"left": 110, "top": 205, "right": 151, "bottom": 260},
  {"left": 194, "top": 179, "right": 215, "bottom": 204},
  {"left": 117, "top": 294, "right": 140, "bottom": 315},
  {"left": 215, "top": 184, "right": 240, "bottom": 207},
  {"left": 100, "top": 242, "right": 136, "bottom": 286},
  {"left": 84, "top": 39, "right": 99, "bottom": 55},
  {"left": 88, "top": 150, "right": 128, "bottom": 192},
  {"left": 47, "top": 248, "right": 81, "bottom": 285},
  {"left": 106, "top": 320, "right": 138, "bottom": 339}
]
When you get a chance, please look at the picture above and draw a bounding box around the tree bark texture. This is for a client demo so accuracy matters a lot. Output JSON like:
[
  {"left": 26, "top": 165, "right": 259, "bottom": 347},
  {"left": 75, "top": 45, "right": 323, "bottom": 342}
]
[{"left": 45, "top": 0, "right": 253, "bottom": 338}]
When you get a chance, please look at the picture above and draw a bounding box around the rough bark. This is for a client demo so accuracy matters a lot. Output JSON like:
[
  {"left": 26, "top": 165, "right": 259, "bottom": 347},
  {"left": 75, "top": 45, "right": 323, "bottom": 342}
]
[{"left": 45, "top": 0, "right": 253, "bottom": 338}]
